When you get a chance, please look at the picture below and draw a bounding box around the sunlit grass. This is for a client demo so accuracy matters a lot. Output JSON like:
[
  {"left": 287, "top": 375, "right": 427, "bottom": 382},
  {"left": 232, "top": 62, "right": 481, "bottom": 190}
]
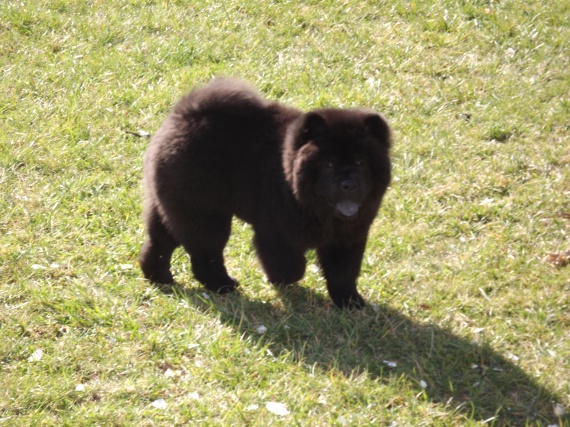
[{"left": 1, "top": 0, "right": 568, "bottom": 425}]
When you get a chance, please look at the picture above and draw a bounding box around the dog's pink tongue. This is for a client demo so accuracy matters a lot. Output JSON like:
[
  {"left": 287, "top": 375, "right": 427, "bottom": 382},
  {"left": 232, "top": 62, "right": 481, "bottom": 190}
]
[{"left": 335, "top": 201, "right": 359, "bottom": 217}]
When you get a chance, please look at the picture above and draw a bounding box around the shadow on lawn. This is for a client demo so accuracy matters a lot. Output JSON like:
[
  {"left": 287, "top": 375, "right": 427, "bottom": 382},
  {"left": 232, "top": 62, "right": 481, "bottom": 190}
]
[{"left": 159, "top": 282, "right": 565, "bottom": 426}]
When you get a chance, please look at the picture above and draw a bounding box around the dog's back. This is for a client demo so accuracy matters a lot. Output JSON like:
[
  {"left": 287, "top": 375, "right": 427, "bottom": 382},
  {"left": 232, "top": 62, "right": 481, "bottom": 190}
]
[{"left": 173, "top": 78, "right": 269, "bottom": 117}]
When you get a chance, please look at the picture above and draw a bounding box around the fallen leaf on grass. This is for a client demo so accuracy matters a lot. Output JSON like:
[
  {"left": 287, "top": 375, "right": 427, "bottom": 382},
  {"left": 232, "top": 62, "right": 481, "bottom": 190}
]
[
  {"left": 266, "top": 401, "right": 290, "bottom": 416},
  {"left": 127, "top": 130, "right": 150, "bottom": 138},
  {"left": 544, "top": 250, "right": 570, "bottom": 267}
]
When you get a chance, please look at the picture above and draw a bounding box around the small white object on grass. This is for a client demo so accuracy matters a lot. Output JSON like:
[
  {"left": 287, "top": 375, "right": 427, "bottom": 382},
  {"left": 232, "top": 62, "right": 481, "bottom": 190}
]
[
  {"left": 266, "top": 401, "right": 290, "bottom": 416},
  {"left": 151, "top": 399, "right": 167, "bottom": 409},
  {"left": 554, "top": 403, "right": 566, "bottom": 417},
  {"left": 255, "top": 325, "right": 267, "bottom": 334},
  {"left": 75, "top": 384, "right": 86, "bottom": 392},
  {"left": 28, "top": 349, "right": 43, "bottom": 362},
  {"left": 420, "top": 380, "right": 428, "bottom": 389},
  {"left": 507, "top": 353, "right": 520, "bottom": 361},
  {"left": 383, "top": 360, "right": 397, "bottom": 368}
]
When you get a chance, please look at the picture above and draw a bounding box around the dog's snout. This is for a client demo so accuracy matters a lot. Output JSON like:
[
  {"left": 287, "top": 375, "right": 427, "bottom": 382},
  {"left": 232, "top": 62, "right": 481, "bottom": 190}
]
[{"left": 340, "top": 178, "right": 358, "bottom": 193}]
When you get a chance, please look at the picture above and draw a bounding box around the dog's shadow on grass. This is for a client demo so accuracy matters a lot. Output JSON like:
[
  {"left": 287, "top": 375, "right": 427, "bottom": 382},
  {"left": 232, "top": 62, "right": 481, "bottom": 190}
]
[{"left": 159, "top": 282, "right": 563, "bottom": 426}]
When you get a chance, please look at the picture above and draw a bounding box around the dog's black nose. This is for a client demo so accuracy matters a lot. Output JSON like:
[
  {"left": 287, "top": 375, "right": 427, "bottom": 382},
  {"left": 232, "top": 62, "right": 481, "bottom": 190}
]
[{"left": 340, "top": 178, "right": 357, "bottom": 192}]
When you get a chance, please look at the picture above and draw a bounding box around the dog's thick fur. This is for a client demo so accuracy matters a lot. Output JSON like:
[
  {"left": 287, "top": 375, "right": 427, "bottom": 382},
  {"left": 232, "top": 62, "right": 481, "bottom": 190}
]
[{"left": 140, "top": 79, "right": 391, "bottom": 308}]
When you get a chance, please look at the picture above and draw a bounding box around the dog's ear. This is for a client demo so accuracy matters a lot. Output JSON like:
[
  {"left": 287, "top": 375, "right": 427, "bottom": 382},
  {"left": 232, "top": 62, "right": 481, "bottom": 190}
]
[
  {"left": 289, "top": 112, "right": 330, "bottom": 150},
  {"left": 301, "top": 112, "right": 329, "bottom": 141},
  {"left": 364, "top": 113, "right": 391, "bottom": 148}
]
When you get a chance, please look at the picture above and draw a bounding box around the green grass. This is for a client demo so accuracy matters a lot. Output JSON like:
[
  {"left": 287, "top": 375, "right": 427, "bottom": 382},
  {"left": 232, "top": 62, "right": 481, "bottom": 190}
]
[{"left": 1, "top": 0, "right": 569, "bottom": 425}]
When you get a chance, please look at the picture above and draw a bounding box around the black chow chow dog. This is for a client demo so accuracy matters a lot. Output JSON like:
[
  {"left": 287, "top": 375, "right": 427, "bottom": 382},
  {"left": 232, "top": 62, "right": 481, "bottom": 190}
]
[{"left": 139, "top": 79, "right": 391, "bottom": 308}]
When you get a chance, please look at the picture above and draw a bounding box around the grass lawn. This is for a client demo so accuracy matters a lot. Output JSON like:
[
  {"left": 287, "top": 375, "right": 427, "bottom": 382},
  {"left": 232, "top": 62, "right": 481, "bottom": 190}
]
[{"left": 1, "top": 0, "right": 569, "bottom": 425}]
